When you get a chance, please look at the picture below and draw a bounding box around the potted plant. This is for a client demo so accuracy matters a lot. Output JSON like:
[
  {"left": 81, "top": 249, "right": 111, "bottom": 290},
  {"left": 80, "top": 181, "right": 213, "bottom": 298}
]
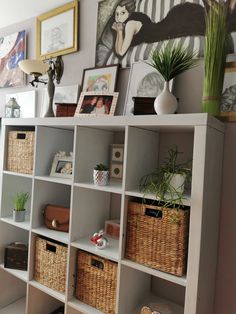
[
  {"left": 93, "top": 163, "right": 109, "bottom": 186},
  {"left": 149, "top": 44, "right": 198, "bottom": 115},
  {"left": 12, "top": 192, "right": 30, "bottom": 222},
  {"left": 202, "top": 1, "right": 228, "bottom": 116},
  {"left": 139, "top": 147, "right": 191, "bottom": 207}
]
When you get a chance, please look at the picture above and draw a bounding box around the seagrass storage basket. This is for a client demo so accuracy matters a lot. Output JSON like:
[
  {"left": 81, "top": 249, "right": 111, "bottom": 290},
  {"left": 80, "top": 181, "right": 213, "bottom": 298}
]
[
  {"left": 125, "top": 201, "right": 190, "bottom": 276},
  {"left": 7, "top": 130, "right": 35, "bottom": 174},
  {"left": 75, "top": 250, "right": 117, "bottom": 314},
  {"left": 34, "top": 236, "right": 67, "bottom": 293}
]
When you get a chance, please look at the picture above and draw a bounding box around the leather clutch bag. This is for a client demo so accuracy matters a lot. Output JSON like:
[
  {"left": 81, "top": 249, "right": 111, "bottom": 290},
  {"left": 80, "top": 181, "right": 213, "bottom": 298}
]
[{"left": 44, "top": 204, "right": 70, "bottom": 232}]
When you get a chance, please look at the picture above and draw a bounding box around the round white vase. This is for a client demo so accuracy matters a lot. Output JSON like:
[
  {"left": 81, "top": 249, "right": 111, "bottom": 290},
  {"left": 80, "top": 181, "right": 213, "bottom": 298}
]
[{"left": 154, "top": 81, "right": 177, "bottom": 115}]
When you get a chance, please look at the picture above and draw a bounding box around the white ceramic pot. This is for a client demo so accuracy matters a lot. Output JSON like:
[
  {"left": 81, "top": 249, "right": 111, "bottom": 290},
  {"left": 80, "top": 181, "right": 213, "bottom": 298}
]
[
  {"left": 154, "top": 81, "right": 177, "bottom": 115},
  {"left": 165, "top": 173, "right": 186, "bottom": 195},
  {"left": 93, "top": 170, "right": 109, "bottom": 186}
]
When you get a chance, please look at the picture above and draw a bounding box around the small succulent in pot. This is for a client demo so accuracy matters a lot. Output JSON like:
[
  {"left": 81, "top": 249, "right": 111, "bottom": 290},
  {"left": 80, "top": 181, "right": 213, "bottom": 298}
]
[
  {"left": 93, "top": 163, "right": 109, "bottom": 186},
  {"left": 12, "top": 192, "right": 30, "bottom": 222}
]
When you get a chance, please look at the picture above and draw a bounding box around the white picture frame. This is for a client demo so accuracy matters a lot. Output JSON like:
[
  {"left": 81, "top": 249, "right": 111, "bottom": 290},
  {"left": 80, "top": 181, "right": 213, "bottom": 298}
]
[
  {"left": 50, "top": 155, "right": 73, "bottom": 179},
  {"left": 75, "top": 92, "right": 119, "bottom": 117}
]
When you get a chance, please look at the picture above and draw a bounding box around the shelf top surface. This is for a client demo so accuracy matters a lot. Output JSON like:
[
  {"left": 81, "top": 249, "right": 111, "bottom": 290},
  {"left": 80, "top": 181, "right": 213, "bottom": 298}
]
[{"left": 2, "top": 113, "right": 224, "bottom": 132}]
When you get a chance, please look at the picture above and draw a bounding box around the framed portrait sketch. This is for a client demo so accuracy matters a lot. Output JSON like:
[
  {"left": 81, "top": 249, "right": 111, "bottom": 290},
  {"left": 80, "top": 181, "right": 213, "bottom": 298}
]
[
  {"left": 220, "top": 61, "right": 236, "bottom": 121},
  {"left": 37, "top": 1, "right": 79, "bottom": 60},
  {"left": 81, "top": 64, "right": 119, "bottom": 92},
  {"left": 124, "top": 61, "right": 173, "bottom": 116},
  {"left": 50, "top": 154, "right": 73, "bottom": 179},
  {"left": 74, "top": 92, "right": 119, "bottom": 116}
]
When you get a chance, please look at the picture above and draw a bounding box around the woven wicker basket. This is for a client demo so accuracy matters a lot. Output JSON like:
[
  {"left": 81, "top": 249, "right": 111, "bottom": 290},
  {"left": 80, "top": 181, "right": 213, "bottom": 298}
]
[
  {"left": 34, "top": 237, "right": 67, "bottom": 293},
  {"left": 125, "top": 202, "right": 189, "bottom": 276},
  {"left": 7, "top": 130, "right": 35, "bottom": 174},
  {"left": 75, "top": 250, "right": 117, "bottom": 314}
]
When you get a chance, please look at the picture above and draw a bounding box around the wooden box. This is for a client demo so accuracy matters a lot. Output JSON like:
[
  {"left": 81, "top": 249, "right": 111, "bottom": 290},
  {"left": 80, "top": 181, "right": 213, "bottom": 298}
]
[
  {"left": 50, "top": 306, "right": 64, "bottom": 314},
  {"left": 132, "top": 97, "right": 156, "bottom": 115},
  {"left": 55, "top": 103, "right": 77, "bottom": 117},
  {"left": 4, "top": 242, "right": 28, "bottom": 271},
  {"left": 105, "top": 219, "right": 120, "bottom": 239}
]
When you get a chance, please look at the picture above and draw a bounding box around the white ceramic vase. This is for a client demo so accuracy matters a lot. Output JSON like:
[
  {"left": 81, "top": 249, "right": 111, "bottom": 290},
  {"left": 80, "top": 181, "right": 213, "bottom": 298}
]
[
  {"left": 165, "top": 173, "right": 186, "bottom": 195},
  {"left": 154, "top": 81, "right": 177, "bottom": 115},
  {"left": 93, "top": 170, "right": 109, "bottom": 186}
]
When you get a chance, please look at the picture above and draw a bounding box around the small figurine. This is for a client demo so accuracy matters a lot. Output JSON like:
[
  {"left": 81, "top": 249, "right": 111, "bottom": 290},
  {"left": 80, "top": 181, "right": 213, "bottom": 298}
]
[{"left": 90, "top": 230, "right": 109, "bottom": 250}]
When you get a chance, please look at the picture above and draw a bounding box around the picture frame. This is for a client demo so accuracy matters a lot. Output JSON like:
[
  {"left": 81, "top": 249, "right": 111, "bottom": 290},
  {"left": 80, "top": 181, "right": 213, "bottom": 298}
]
[
  {"left": 36, "top": 1, "right": 79, "bottom": 60},
  {"left": 81, "top": 64, "right": 119, "bottom": 92},
  {"left": 124, "top": 61, "right": 173, "bottom": 116},
  {"left": 74, "top": 92, "right": 119, "bottom": 116},
  {"left": 220, "top": 61, "right": 236, "bottom": 121},
  {"left": 50, "top": 155, "right": 73, "bottom": 178},
  {"left": 6, "top": 91, "right": 36, "bottom": 118}
]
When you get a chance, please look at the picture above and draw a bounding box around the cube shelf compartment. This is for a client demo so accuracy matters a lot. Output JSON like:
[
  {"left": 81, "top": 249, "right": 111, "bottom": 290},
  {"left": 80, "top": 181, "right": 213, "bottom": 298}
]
[{"left": 0, "top": 115, "right": 224, "bottom": 314}]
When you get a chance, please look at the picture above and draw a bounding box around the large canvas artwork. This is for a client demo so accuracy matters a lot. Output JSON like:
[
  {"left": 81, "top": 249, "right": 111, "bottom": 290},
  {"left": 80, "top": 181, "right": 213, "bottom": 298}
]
[
  {"left": 0, "top": 30, "right": 26, "bottom": 87},
  {"left": 96, "top": 0, "right": 236, "bottom": 68}
]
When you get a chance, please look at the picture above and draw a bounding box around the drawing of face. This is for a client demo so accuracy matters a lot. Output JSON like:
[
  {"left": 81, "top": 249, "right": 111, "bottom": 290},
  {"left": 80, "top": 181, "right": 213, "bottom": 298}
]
[{"left": 115, "top": 6, "right": 129, "bottom": 23}]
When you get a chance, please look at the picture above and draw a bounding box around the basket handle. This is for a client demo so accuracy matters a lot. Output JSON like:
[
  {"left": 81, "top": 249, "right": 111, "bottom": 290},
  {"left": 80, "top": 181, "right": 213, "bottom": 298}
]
[
  {"left": 145, "top": 207, "right": 163, "bottom": 219},
  {"left": 16, "top": 132, "right": 26, "bottom": 140},
  {"left": 91, "top": 258, "right": 104, "bottom": 270},
  {"left": 46, "top": 242, "right": 56, "bottom": 253}
]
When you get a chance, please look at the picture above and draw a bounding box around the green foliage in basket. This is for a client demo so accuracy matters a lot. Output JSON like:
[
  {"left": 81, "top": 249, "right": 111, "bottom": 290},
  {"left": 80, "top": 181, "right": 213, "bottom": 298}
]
[
  {"left": 13, "top": 192, "right": 30, "bottom": 211},
  {"left": 94, "top": 163, "right": 109, "bottom": 171},
  {"left": 149, "top": 43, "right": 198, "bottom": 82},
  {"left": 203, "top": 1, "right": 228, "bottom": 111},
  {"left": 139, "top": 147, "right": 191, "bottom": 208}
]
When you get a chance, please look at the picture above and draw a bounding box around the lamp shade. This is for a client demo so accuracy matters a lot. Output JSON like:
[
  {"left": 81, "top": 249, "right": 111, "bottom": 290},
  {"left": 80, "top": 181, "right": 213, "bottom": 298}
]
[{"left": 18, "top": 59, "right": 49, "bottom": 75}]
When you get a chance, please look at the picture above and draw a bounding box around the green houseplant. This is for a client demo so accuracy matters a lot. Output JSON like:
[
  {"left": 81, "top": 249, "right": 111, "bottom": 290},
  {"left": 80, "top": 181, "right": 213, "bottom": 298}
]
[
  {"left": 12, "top": 192, "right": 30, "bottom": 222},
  {"left": 93, "top": 163, "right": 109, "bottom": 186},
  {"left": 139, "top": 147, "right": 191, "bottom": 208},
  {"left": 149, "top": 43, "right": 198, "bottom": 114},
  {"left": 202, "top": 1, "right": 228, "bottom": 116}
]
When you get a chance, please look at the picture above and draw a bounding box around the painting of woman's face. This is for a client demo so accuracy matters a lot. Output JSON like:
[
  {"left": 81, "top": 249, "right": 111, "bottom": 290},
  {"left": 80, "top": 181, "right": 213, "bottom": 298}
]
[{"left": 115, "top": 6, "right": 129, "bottom": 23}]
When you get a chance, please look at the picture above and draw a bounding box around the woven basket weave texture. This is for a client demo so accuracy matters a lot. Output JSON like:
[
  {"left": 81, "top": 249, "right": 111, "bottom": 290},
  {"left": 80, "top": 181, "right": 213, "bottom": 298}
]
[
  {"left": 7, "top": 130, "right": 35, "bottom": 174},
  {"left": 75, "top": 250, "right": 117, "bottom": 314},
  {"left": 34, "top": 237, "right": 67, "bottom": 293},
  {"left": 125, "top": 202, "right": 189, "bottom": 276}
]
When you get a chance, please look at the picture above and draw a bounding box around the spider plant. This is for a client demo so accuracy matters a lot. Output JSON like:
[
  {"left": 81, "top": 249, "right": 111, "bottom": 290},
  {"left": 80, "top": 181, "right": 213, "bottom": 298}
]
[{"left": 13, "top": 192, "right": 30, "bottom": 211}]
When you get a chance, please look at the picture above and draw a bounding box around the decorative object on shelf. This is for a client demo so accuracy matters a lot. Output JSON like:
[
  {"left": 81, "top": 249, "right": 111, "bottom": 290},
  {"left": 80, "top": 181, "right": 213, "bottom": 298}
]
[
  {"left": 141, "top": 303, "right": 173, "bottom": 314},
  {"left": 75, "top": 250, "right": 117, "bottom": 313},
  {"left": 93, "top": 163, "right": 109, "bottom": 186},
  {"left": 19, "top": 56, "right": 64, "bottom": 117},
  {"left": 4, "top": 242, "right": 28, "bottom": 271},
  {"left": 139, "top": 147, "right": 191, "bottom": 206},
  {"left": 75, "top": 91, "right": 119, "bottom": 116},
  {"left": 34, "top": 236, "right": 67, "bottom": 293},
  {"left": 12, "top": 192, "right": 30, "bottom": 222},
  {"left": 220, "top": 61, "right": 236, "bottom": 121},
  {"left": 202, "top": 1, "right": 228, "bottom": 116},
  {"left": 55, "top": 103, "right": 77, "bottom": 117},
  {"left": 110, "top": 144, "right": 124, "bottom": 180},
  {"left": 6, "top": 91, "right": 36, "bottom": 118},
  {"left": 36, "top": 1, "right": 79, "bottom": 60},
  {"left": 132, "top": 97, "right": 156, "bottom": 115},
  {"left": 0, "top": 30, "right": 26, "bottom": 88},
  {"left": 125, "top": 201, "right": 190, "bottom": 276},
  {"left": 43, "top": 204, "right": 70, "bottom": 232},
  {"left": 5, "top": 97, "right": 21, "bottom": 118},
  {"left": 105, "top": 220, "right": 120, "bottom": 239},
  {"left": 149, "top": 43, "right": 197, "bottom": 115},
  {"left": 7, "top": 130, "right": 35, "bottom": 175},
  {"left": 82, "top": 64, "right": 119, "bottom": 92},
  {"left": 90, "top": 229, "right": 109, "bottom": 250},
  {"left": 124, "top": 61, "right": 166, "bottom": 116},
  {"left": 50, "top": 151, "right": 73, "bottom": 178}
]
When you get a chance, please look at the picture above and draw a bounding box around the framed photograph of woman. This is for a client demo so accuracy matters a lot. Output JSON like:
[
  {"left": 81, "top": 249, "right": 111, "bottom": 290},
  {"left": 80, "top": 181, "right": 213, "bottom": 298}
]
[
  {"left": 81, "top": 64, "right": 119, "bottom": 92},
  {"left": 74, "top": 92, "right": 119, "bottom": 116},
  {"left": 50, "top": 154, "right": 73, "bottom": 179},
  {"left": 36, "top": 1, "right": 79, "bottom": 59}
]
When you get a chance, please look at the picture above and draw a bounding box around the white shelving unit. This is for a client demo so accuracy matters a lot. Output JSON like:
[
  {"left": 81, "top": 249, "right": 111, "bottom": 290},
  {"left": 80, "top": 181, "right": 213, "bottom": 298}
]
[{"left": 0, "top": 114, "right": 224, "bottom": 314}]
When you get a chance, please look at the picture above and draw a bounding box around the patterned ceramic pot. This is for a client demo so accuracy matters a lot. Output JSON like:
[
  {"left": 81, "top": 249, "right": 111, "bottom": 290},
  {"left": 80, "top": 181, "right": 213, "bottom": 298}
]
[{"left": 93, "top": 170, "right": 109, "bottom": 186}]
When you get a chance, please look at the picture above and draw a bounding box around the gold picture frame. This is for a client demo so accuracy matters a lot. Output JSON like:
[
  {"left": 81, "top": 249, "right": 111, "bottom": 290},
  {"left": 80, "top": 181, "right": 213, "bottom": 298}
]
[{"left": 36, "top": 0, "right": 79, "bottom": 60}]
